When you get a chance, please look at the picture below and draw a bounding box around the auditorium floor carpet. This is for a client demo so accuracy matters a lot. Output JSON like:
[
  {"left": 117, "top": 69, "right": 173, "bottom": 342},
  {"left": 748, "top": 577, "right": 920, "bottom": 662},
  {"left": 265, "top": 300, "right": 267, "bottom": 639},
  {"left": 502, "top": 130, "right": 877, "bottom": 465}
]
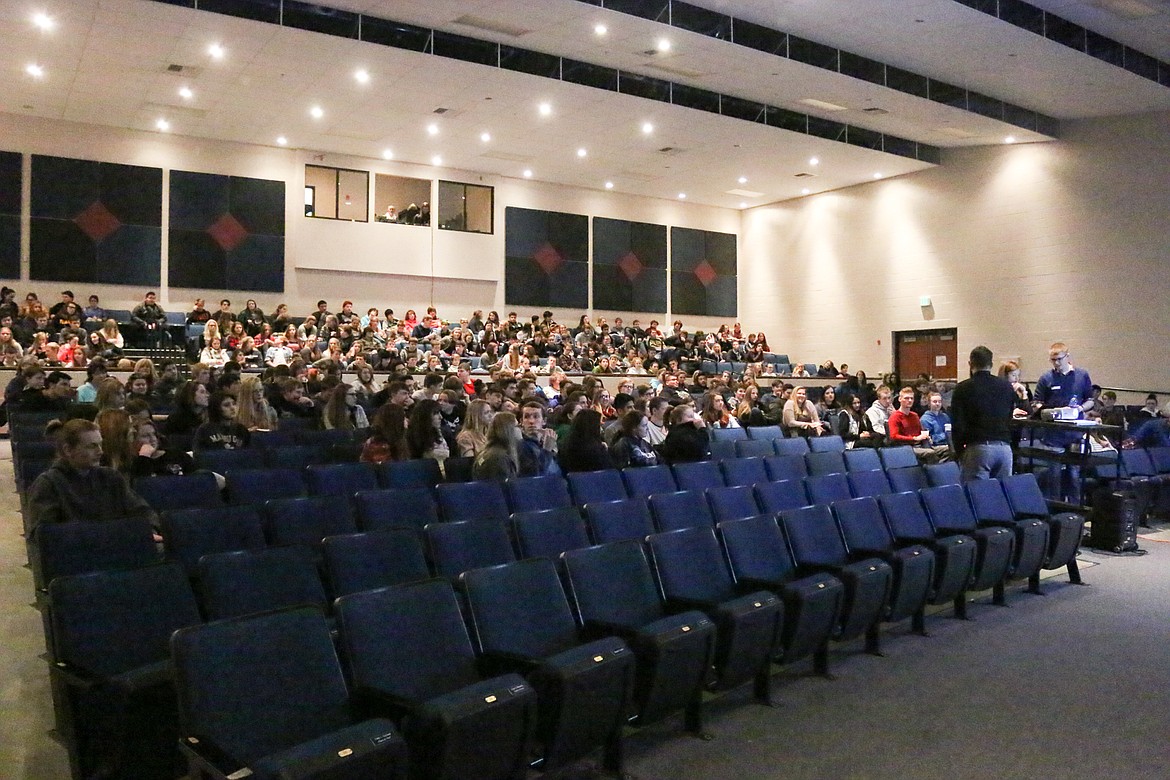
[{"left": 3, "top": 441, "right": 1168, "bottom": 779}]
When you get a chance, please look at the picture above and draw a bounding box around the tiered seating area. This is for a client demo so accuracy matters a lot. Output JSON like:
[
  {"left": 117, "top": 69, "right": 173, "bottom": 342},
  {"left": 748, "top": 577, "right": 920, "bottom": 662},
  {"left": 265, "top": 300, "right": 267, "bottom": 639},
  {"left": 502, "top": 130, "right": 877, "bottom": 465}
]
[{"left": 18, "top": 401, "right": 1137, "bottom": 778}]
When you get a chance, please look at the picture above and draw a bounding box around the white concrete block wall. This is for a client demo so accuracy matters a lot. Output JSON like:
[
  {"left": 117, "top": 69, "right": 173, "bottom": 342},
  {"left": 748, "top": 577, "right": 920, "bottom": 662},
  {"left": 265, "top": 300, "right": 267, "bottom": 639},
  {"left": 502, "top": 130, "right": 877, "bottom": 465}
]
[{"left": 739, "top": 110, "right": 1170, "bottom": 390}]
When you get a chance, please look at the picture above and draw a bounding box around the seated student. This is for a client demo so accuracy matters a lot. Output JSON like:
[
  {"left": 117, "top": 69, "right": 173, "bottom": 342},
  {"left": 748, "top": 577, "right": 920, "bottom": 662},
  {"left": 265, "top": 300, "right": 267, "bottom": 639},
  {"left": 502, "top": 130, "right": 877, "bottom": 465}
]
[
  {"left": 644, "top": 396, "right": 670, "bottom": 447},
  {"left": 610, "top": 410, "right": 659, "bottom": 469},
  {"left": 864, "top": 385, "right": 895, "bottom": 445},
  {"left": 162, "top": 381, "right": 209, "bottom": 437},
  {"left": 406, "top": 399, "right": 451, "bottom": 474},
  {"left": 199, "top": 336, "right": 228, "bottom": 368},
  {"left": 8, "top": 366, "right": 58, "bottom": 413},
  {"left": 658, "top": 403, "right": 710, "bottom": 464},
  {"left": 781, "top": 386, "right": 824, "bottom": 438},
  {"left": 186, "top": 298, "right": 211, "bottom": 325},
  {"left": 557, "top": 409, "right": 609, "bottom": 473},
  {"left": 456, "top": 398, "right": 493, "bottom": 458},
  {"left": 736, "top": 384, "right": 770, "bottom": 428},
  {"left": 270, "top": 377, "right": 316, "bottom": 419},
  {"left": 194, "top": 391, "right": 251, "bottom": 451},
  {"left": 83, "top": 295, "right": 107, "bottom": 323},
  {"left": 321, "top": 384, "right": 369, "bottom": 431},
  {"left": 1134, "top": 393, "right": 1160, "bottom": 424},
  {"left": 888, "top": 386, "right": 951, "bottom": 464},
  {"left": 150, "top": 362, "right": 182, "bottom": 409},
  {"left": 26, "top": 418, "right": 159, "bottom": 542},
  {"left": 360, "top": 404, "right": 410, "bottom": 464},
  {"left": 1091, "top": 390, "right": 1127, "bottom": 431},
  {"left": 130, "top": 418, "right": 195, "bottom": 478},
  {"left": 472, "top": 412, "right": 522, "bottom": 481},
  {"left": 70, "top": 360, "right": 104, "bottom": 406},
  {"left": 124, "top": 372, "right": 154, "bottom": 406},
  {"left": 834, "top": 392, "right": 880, "bottom": 449},
  {"left": 918, "top": 392, "right": 951, "bottom": 447}
]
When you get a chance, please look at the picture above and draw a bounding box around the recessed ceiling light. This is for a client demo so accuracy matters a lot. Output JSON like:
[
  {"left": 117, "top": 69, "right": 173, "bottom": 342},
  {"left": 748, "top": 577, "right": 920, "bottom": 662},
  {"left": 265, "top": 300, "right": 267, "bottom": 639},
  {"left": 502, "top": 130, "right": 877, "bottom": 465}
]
[
  {"left": 310, "top": 105, "right": 324, "bottom": 119},
  {"left": 604, "top": 181, "right": 614, "bottom": 189},
  {"left": 382, "top": 149, "right": 393, "bottom": 159},
  {"left": 737, "top": 176, "right": 747, "bottom": 184},
  {"left": 873, "top": 173, "right": 883, "bottom": 179},
  {"left": 431, "top": 155, "right": 442, "bottom": 166},
  {"left": 208, "top": 43, "right": 225, "bottom": 60},
  {"left": 522, "top": 169, "right": 533, "bottom": 178},
  {"left": 354, "top": 69, "right": 370, "bottom": 84},
  {"left": 276, "top": 136, "right": 287, "bottom": 146},
  {"left": 641, "top": 122, "right": 654, "bottom": 134},
  {"left": 25, "top": 63, "right": 44, "bottom": 78},
  {"left": 538, "top": 102, "right": 552, "bottom": 117},
  {"left": 576, "top": 148, "right": 587, "bottom": 158},
  {"left": 594, "top": 23, "right": 607, "bottom": 36},
  {"left": 1004, "top": 135, "right": 1016, "bottom": 144},
  {"left": 657, "top": 38, "right": 671, "bottom": 53},
  {"left": 677, "top": 192, "right": 686, "bottom": 199},
  {"left": 739, "top": 202, "right": 747, "bottom": 208},
  {"left": 427, "top": 123, "right": 439, "bottom": 136},
  {"left": 801, "top": 188, "right": 811, "bottom": 195},
  {"left": 178, "top": 86, "right": 193, "bottom": 100},
  {"left": 809, "top": 157, "right": 819, "bottom": 166},
  {"left": 480, "top": 132, "right": 491, "bottom": 143},
  {"left": 155, "top": 118, "right": 170, "bottom": 132},
  {"left": 32, "top": 12, "right": 54, "bottom": 31}
]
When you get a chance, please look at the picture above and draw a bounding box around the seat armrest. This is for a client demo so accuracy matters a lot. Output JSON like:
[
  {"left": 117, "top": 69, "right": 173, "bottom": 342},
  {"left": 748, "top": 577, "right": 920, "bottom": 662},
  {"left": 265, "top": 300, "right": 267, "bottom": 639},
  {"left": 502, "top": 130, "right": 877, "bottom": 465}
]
[
  {"left": 178, "top": 734, "right": 245, "bottom": 780},
  {"left": 49, "top": 661, "right": 102, "bottom": 691}
]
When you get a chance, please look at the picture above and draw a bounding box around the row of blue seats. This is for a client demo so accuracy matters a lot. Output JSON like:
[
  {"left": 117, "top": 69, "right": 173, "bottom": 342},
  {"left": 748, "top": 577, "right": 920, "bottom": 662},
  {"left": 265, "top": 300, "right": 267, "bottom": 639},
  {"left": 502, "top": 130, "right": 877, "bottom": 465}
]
[
  {"left": 35, "top": 469, "right": 1080, "bottom": 614},
  {"left": 40, "top": 468, "right": 1085, "bottom": 779},
  {"left": 125, "top": 453, "right": 953, "bottom": 517}
]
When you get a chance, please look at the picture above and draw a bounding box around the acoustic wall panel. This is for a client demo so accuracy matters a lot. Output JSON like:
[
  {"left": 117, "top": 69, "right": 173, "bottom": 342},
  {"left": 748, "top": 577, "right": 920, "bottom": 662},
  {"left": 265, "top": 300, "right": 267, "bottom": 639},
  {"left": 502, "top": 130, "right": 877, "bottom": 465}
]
[
  {"left": 505, "top": 207, "right": 588, "bottom": 308},
  {"left": 29, "top": 156, "right": 162, "bottom": 285},
  {"left": 0, "top": 151, "right": 20, "bottom": 280},
  {"left": 169, "top": 171, "right": 285, "bottom": 292},
  {"left": 592, "top": 217, "right": 667, "bottom": 312},
  {"left": 670, "top": 227, "right": 737, "bottom": 317}
]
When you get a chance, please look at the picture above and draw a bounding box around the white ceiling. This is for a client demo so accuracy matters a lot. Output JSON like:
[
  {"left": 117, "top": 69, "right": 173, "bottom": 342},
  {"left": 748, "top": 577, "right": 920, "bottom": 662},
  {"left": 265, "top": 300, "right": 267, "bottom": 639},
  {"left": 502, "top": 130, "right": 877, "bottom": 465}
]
[{"left": 2, "top": 0, "right": 1168, "bottom": 210}]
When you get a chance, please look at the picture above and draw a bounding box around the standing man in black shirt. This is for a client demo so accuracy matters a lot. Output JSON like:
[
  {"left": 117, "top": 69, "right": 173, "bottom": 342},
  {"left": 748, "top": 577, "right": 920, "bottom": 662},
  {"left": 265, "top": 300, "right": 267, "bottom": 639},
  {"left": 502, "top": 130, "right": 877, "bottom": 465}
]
[{"left": 951, "top": 345, "right": 1017, "bottom": 481}]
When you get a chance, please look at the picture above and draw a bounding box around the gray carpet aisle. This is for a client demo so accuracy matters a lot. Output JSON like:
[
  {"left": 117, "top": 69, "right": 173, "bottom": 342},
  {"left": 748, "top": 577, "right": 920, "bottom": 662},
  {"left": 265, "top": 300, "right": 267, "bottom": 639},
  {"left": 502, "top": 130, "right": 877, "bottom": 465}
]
[
  {"left": 2, "top": 433, "right": 1168, "bottom": 779},
  {"left": 623, "top": 542, "right": 1170, "bottom": 780}
]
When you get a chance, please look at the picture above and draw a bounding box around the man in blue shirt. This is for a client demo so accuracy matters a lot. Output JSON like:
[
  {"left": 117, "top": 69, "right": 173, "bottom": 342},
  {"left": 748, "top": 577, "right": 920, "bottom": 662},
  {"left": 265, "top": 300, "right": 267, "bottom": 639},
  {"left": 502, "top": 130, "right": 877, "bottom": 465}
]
[{"left": 1032, "top": 341, "right": 1095, "bottom": 502}]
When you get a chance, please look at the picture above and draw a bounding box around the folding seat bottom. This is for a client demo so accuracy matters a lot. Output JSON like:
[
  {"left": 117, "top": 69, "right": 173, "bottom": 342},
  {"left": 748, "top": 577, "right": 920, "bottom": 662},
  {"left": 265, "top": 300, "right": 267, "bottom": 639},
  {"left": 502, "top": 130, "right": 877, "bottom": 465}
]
[
  {"left": 775, "top": 573, "right": 843, "bottom": 670},
  {"left": 404, "top": 674, "right": 535, "bottom": 780},
  {"left": 967, "top": 527, "right": 1015, "bottom": 595},
  {"left": 1044, "top": 514, "right": 1085, "bottom": 583},
  {"left": 528, "top": 638, "right": 634, "bottom": 772},
  {"left": 927, "top": 535, "right": 977, "bottom": 608},
  {"left": 884, "top": 545, "right": 934, "bottom": 627},
  {"left": 834, "top": 559, "right": 893, "bottom": 647},
  {"left": 625, "top": 612, "right": 715, "bottom": 728},
  {"left": 707, "top": 591, "right": 783, "bottom": 696},
  {"left": 1003, "top": 520, "right": 1049, "bottom": 584}
]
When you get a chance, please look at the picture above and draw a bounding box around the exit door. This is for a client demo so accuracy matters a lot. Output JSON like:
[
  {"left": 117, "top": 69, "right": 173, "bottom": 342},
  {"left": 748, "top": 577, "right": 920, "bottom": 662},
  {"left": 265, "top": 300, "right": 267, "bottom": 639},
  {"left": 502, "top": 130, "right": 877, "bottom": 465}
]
[{"left": 894, "top": 329, "right": 958, "bottom": 382}]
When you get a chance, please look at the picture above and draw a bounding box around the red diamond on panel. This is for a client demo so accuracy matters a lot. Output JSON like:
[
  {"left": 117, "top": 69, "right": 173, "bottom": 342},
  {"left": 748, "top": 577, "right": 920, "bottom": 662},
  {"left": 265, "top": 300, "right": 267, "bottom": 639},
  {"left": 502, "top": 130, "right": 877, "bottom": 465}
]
[
  {"left": 532, "top": 242, "right": 565, "bottom": 275},
  {"left": 693, "top": 260, "right": 718, "bottom": 287},
  {"left": 73, "top": 201, "right": 121, "bottom": 243},
  {"left": 618, "top": 251, "right": 643, "bottom": 281},
  {"left": 208, "top": 213, "right": 249, "bottom": 252}
]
